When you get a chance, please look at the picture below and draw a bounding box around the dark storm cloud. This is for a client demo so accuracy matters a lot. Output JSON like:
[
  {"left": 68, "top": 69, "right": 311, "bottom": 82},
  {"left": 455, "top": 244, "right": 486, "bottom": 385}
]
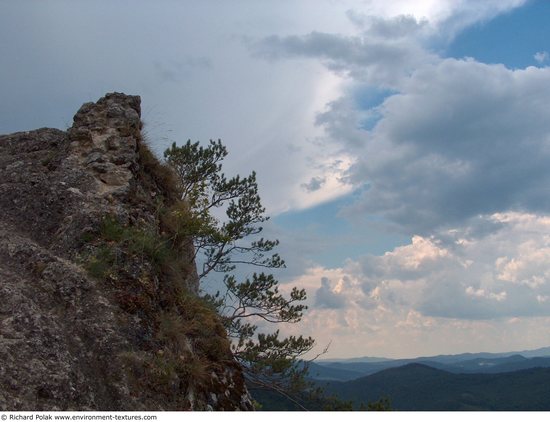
[
  {"left": 253, "top": 28, "right": 435, "bottom": 88},
  {"left": 341, "top": 61, "right": 550, "bottom": 234},
  {"left": 255, "top": 14, "right": 550, "bottom": 235}
]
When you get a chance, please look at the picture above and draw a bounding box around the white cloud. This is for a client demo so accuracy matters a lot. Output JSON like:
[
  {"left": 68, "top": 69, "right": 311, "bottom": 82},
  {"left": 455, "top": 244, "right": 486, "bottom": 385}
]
[
  {"left": 301, "top": 176, "right": 326, "bottom": 192},
  {"left": 534, "top": 51, "right": 549, "bottom": 64},
  {"left": 283, "top": 212, "right": 550, "bottom": 358},
  {"left": 315, "top": 277, "right": 348, "bottom": 309},
  {"left": 349, "top": 212, "right": 550, "bottom": 320},
  {"left": 465, "top": 286, "right": 507, "bottom": 302},
  {"left": 333, "top": 60, "right": 550, "bottom": 234},
  {"left": 248, "top": 2, "right": 550, "bottom": 357},
  {"left": 251, "top": 5, "right": 550, "bottom": 225},
  {"left": 351, "top": 0, "right": 527, "bottom": 40}
]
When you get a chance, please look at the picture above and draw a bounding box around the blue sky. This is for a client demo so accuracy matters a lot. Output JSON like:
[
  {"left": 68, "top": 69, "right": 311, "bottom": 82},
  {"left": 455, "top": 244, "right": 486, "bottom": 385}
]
[
  {"left": 447, "top": 0, "right": 550, "bottom": 68},
  {"left": 3, "top": 0, "right": 550, "bottom": 358}
]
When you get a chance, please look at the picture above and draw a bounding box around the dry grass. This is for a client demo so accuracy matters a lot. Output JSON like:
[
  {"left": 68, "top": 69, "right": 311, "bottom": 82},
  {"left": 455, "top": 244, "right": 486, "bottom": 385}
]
[
  {"left": 120, "top": 305, "right": 227, "bottom": 407},
  {"left": 137, "top": 132, "right": 181, "bottom": 202},
  {"left": 82, "top": 125, "right": 237, "bottom": 409}
]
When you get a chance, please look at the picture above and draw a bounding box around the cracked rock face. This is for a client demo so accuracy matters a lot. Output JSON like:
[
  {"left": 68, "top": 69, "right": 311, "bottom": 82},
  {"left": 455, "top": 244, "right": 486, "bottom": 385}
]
[{"left": 0, "top": 93, "right": 252, "bottom": 411}]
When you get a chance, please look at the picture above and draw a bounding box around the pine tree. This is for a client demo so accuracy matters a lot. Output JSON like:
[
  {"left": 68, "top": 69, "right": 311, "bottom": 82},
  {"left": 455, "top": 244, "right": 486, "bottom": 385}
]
[{"left": 164, "top": 140, "right": 315, "bottom": 403}]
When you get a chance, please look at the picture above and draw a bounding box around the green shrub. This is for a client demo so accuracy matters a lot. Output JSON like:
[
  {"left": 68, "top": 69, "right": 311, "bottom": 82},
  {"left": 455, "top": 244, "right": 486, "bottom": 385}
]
[
  {"left": 99, "top": 215, "right": 126, "bottom": 242},
  {"left": 85, "top": 216, "right": 174, "bottom": 276},
  {"left": 85, "top": 244, "right": 117, "bottom": 279},
  {"left": 137, "top": 134, "right": 180, "bottom": 200},
  {"left": 124, "top": 226, "right": 171, "bottom": 267}
]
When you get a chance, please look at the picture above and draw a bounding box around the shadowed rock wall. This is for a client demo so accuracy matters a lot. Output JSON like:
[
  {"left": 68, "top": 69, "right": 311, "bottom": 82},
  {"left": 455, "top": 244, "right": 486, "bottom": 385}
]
[{"left": 0, "top": 93, "right": 252, "bottom": 411}]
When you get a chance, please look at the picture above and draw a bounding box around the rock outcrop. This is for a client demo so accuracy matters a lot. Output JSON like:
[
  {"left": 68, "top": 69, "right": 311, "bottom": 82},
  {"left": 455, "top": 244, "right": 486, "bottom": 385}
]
[{"left": 0, "top": 93, "right": 253, "bottom": 410}]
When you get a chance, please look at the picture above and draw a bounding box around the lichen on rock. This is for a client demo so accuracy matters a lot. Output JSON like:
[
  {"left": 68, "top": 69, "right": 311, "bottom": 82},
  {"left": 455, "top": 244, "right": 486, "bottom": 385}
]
[{"left": 0, "top": 93, "right": 253, "bottom": 411}]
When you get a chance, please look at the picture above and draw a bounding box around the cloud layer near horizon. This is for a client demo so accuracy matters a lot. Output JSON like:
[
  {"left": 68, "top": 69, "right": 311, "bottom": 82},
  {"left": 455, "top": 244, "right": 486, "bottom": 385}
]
[
  {"left": 310, "top": 213, "right": 550, "bottom": 316},
  {"left": 279, "top": 212, "right": 550, "bottom": 357}
]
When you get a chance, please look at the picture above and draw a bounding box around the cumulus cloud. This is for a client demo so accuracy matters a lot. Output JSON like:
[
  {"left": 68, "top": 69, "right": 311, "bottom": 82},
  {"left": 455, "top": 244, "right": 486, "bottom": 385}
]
[
  {"left": 253, "top": 7, "right": 550, "bottom": 233},
  {"left": 280, "top": 212, "right": 550, "bottom": 357},
  {"left": 271, "top": 45, "right": 550, "bottom": 234},
  {"left": 257, "top": 3, "right": 550, "bottom": 356},
  {"left": 534, "top": 51, "right": 549, "bottom": 64},
  {"left": 315, "top": 277, "right": 348, "bottom": 309},
  {"left": 254, "top": 0, "right": 548, "bottom": 358},
  {"left": 350, "top": 212, "right": 550, "bottom": 320},
  {"left": 340, "top": 61, "right": 550, "bottom": 233}
]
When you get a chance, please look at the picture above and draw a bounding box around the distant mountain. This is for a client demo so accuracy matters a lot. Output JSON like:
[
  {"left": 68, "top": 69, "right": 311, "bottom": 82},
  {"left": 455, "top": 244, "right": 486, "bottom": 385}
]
[
  {"left": 403, "top": 355, "right": 550, "bottom": 374},
  {"left": 256, "top": 348, "right": 550, "bottom": 410},
  {"left": 434, "top": 354, "right": 529, "bottom": 373},
  {"left": 460, "top": 356, "right": 550, "bottom": 374},
  {"left": 311, "top": 346, "right": 550, "bottom": 380},
  {"left": 305, "top": 362, "right": 365, "bottom": 381},
  {"left": 448, "top": 354, "right": 528, "bottom": 372},
  {"left": 319, "top": 356, "right": 391, "bottom": 363},
  {"left": 320, "top": 346, "right": 550, "bottom": 365},
  {"left": 316, "top": 360, "right": 402, "bottom": 377},
  {"left": 322, "top": 364, "right": 550, "bottom": 410},
  {"left": 514, "top": 346, "right": 550, "bottom": 358}
]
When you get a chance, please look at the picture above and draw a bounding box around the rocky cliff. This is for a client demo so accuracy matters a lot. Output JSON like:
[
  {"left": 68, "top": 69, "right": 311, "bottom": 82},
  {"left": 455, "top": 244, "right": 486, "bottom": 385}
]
[{"left": 0, "top": 93, "right": 253, "bottom": 410}]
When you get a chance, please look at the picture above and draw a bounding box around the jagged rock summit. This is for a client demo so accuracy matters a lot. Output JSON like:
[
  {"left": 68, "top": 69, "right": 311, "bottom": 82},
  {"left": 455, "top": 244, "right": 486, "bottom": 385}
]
[{"left": 0, "top": 93, "right": 253, "bottom": 410}]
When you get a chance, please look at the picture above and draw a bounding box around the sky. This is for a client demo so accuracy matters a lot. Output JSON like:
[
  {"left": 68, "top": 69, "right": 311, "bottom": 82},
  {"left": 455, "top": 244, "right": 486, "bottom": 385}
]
[{"left": 3, "top": 0, "right": 550, "bottom": 359}]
